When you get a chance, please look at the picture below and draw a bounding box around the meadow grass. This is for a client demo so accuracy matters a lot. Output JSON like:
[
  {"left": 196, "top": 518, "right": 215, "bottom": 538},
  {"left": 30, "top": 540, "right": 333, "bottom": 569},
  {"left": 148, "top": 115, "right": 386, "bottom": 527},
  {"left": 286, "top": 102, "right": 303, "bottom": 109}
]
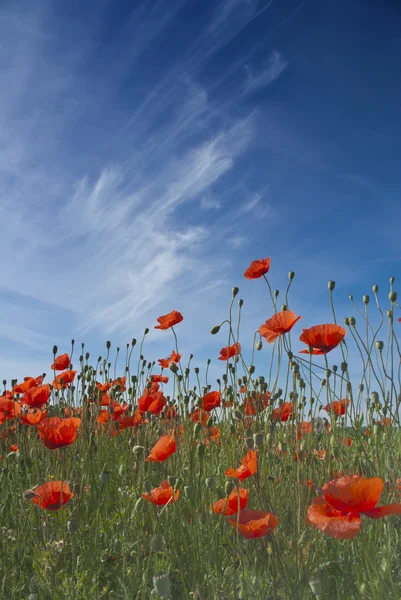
[{"left": 1, "top": 264, "right": 401, "bottom": 600}]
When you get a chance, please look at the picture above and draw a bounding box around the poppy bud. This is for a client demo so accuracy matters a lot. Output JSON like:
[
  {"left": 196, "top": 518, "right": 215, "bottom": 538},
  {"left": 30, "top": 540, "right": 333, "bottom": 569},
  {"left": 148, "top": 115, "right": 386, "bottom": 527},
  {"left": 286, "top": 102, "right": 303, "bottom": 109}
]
[
  {"left": 289, "top": 271, "right": 295, "bottom": 281},
  {"left": 67, "top": 520, "right": 76, "bottom": 534},
  {"left": 332, "top": 365, "right": 338, "bottom": 373},
  {"left": 374, "top": 423, "right": 382, "bottom": 436},
  {"left": 210, "top": 325, "right": 220, "bottom": 335},
  {"left": 349, "top": 317, "right": 356, "bottom": 326},
  {"left": 274, "top": 290, "right": 279, "bottom": 298},
  {"left": 371, "top": 391, "right": 379, "bottom": 403},
  {"left": 344, "top": 317, "right": 350, "bottom": 326},
  {"left": 328, "top": 281, "right": 335, "bottom": 291},
  {"left": 153, "top": 571, "right": 171, "bottom": 598},
  {"left": 376, "top": 341, "right": 384, "bottom": 351},
  {"left": 363, "top": 295, "right": 369, "bottom": 304},
  {"left": 150, "top": 534, "right": 166, "bottom": 553},
  {"left": 184, "top": 486, "right": 194, "bottom": 501},
  {"left": 100, "top": 471, "right": 110, "bottom": 485},
  {"left": 390, "top": 276, "right": 395, "bottom": 285},
  {"left": 225, "top": 480, "right": 234, "bottom": 495},
  {"left": 168, "top": 476, "right": 177, "bottom": 487},
  {"left": 281, "top": 304, "right": 287, "bottom": 311},
  {"left": 195, "top": 367, "right": 200, "bottom": 375},
  {"left": 341, "top": 362, "right": 348, "bottom": 372},
  {"left": 232, "top": 287, "right": 239, "bottom": 297},
  {"left": 238, "top": 299, "right": 244, "bottom": 307},
  {"left": 234, "top": 409, "right": 244, "bottom": 420},
  {"left": 169, "top": 362, "right": 179, "bottom": 374},
  {"left": 205, "top": 477, "right": 216, "bottom": 490},
  {"left": 106, "top": 341, "right": 111, "bottom": 349},
  {"left": 387, "top": 309, "right": 393, "bottom": 319},
  {"left": 144, "top": 328, "right": 149, "bottom": 335},
  {"left": 373, "top": 284, "right": 379, "bottom": 293},
  {"left": 389, "top": 291, "right": 397, "bottom": 302},
  {"left": 256, "top": 340, "right": 263, "bottom": 351},
  {"left": 52, "top": 345, "right": 58, "bottom": 355},
  {"left": 245, "top": 437, "right": 254, "bottom": 449},
  {"left": 29, "top": 595, "right": 39, "bottom": 600},
  {"left": 253, "top": 432, "right": 264, "bottom": 448},
  {"left": 248, "top": 365, "right": 255, "bottom": 375}
]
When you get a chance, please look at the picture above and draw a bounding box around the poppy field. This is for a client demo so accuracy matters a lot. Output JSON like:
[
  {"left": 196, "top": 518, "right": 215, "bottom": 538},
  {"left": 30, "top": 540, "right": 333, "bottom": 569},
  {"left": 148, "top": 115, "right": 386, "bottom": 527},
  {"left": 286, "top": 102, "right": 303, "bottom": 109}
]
[{"left": 2, "top": 257, "right": 401, "bottom": 599}]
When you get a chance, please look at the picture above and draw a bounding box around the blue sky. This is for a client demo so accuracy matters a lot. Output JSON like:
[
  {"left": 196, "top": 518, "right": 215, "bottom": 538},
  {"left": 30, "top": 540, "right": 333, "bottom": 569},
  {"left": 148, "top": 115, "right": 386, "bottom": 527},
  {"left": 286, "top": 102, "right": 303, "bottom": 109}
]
[{"left": 1, "top": 0, "right": 400, "bottom": 387}]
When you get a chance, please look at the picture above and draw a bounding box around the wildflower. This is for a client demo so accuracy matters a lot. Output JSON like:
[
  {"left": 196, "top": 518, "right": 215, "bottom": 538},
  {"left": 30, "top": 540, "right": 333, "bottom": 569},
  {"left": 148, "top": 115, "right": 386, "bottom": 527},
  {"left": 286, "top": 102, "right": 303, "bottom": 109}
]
[
  {"left": 150, "top": 375, "right": 169, "bottom": 384},
  {"left": 297, "top": 421, "right": 313, "bottom": 440},
  {"left": 273, "top": 402, "right": 293, "bottom": 422},
  {"left": 50, "top": 353, "right": 70, "bottom": 371},
  {"left": 142, "top": 480, "right": 180, "bottom": 505},
  {"left": 158, "top": 350, "right": 181, "bottom": 369},
  {"left": 211, "top": 487, "right": 249, "bottom": 516},
  {"left": 115, "top": 412, "right": 144, "bottom": 430},
  {"left": 154, "top": 310, "right": 183, "bottom": 330},
  {"left": 52, "top": 370, "right": 77, "bottom": 390},
  {"left": 227, "top": 509, "right": 278, "bottom": 539},
  {"left": 21, "top": 384, "right": 51, "bottom": 408},
  {"left": 138, "top": 391, "right": 167, "bottom": 415},
  {"left": 218, "top": 343, "right": 241, "bottom": 361},
  {"left": 145, "top": 433, "right": 176, "bottom": 463},
  {"left": 191, "top": 408, "right": 209, "bottom": 427},
  {"left": 13, "top": 377, "right": 38, "bottom": 394},
  {"left": 244, "top": 257, "right": 271, "bottom": 280},
  {"left": 20, "top": 408, "right": 46, "bottom": 426},
  {"left": 324, "top": 399, "right": 351, "bottom": 416},
  {"left": 0, "top": 397, "right": 21, "bottom": 423},
  {"left": 26, "top": 481, "right": 74, "bottom": 510},
  {"left": 313, "top": 448, "right": 326, "bottom": 460},
  {"left": 243, "top": 393, "right": 270, "bottom": 416},
  {"left": 259, "top": 310, "right": 302, "bottom": 343},
  {"left": 225, "top": 450, "right": 257, "bottom": 480},
  {"left": 306, "top": 475, "right": 401, "bottom": 540},
  {"left": 201, "top": 391, "right": 221, "bottom": 412},
  {"left": 299, "top": 324, "right": 346, "bottom": 354},
  {"left": 9, "top": 444, "right": 18, "bottom": 453},
  {"left": 37, "top": 417, "right": 81, "bottom": 450}
]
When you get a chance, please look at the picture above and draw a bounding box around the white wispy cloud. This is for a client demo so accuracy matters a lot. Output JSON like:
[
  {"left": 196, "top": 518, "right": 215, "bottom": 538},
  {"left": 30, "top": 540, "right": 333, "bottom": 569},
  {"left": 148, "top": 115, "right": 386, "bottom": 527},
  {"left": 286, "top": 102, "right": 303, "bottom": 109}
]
[{"left": 244, "top": 50, "right": 288, "bottom": 94}]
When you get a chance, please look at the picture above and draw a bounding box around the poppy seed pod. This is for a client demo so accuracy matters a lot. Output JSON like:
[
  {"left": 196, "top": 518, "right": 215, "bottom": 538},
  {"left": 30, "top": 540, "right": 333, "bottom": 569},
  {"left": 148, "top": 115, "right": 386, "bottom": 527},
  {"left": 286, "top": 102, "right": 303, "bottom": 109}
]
[
  {"left": 328, "top": 281, "right": 335, "bottom": 291},
  {"left": 210, "top": 325, "right": 220, "bottom": 335},
  {"left": 288, "top": 271, "right": 295, "bottom": 281},
  {"left": 389, "top": 291, "right": 397, "bottom": 302},
  {"left": 376, "top": 341, "right": 384, "bottom": 351},
  {"left": 153, "top": 571, "right": 171, "bottom": 598},
  {"left": 341, "top": 362, "right": 348, "bottom": 372},
  {"left": 256, "top": 340, "right": 263, "bottom": 351},
  {"left": 232, "top": 287, "right": 239, "bottom": 297}
]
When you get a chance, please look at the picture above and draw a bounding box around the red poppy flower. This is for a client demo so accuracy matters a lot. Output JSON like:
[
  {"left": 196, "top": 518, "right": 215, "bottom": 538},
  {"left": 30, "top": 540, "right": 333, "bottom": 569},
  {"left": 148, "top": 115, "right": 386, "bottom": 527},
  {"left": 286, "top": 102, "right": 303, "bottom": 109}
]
[
  {"left": 158, "top": 350, "right": 181, "bottom": 369},
  {"left": 306, "top": 475, "right": 401, "bottom": 540},
  {"left": 20, "top": 408, "right": 47, "bottom": 426},
  {"left": 115, "top": 412, "right": 145, "bottom": 429},
  {"left": 37, "top": 417, "right": 81, "bottom": 450},
  {"left": 52, "top": 370, "right": 77, "bottom": 390},
  {"left": 190, "top": 408, "right": 209, "bottom": 427},
  {"left": 0, "top": 397, "right": 21, "bottom": 423},
  {"left": 208, "top": 426, "right": 220, "bottom": 441},
  {"left": 218, "top": 343, "right": 241, "bottom": 361},
  {"left": 273, "top": 402, "right": 293, "bottom": 422},
  {"left": 150, "top": 375, "right": 169, "bottom": 384},
  {"left": 227, "top": 509, "right": 279, "bottom": 539},
  {"left": 145, "top": 433, "right": 176, "bottom": 462},
  {"left": 112, "top": 376, "right": 126, "bottom": 391},
  {"left": 259, "top": 310, "right": 302, "bottom": 343},
  {"left": 299, "top": 324, "right": 346, "bottom": 354},
  {"left": 51, "top": 353, "right": 70, "bottom": 371},
  {"left": 225, "top": 450, "right": 257, "bottom": 480},
  {"left": 211, "top": 487, "right": 249, "bottom": 516},
  {"left": 154, "top": 310, "right": 183, "bottom": 330},
  {"left": 201, "top": 391, "right": 221, "bottom": 412},
  {"left": 21, "top": 385, "right": 51, "bottom": 408},
  {"left": 28, "top": 481, "right": 74, "bottom": 510},
  {"left": 13, "top": 377, "right": 38, "bottom": 395},
  {"left": 243, "top": 392, "right": 270, "bottom": 416},
  {"left": 138, "top": 391, "right": 167, "bottom": 416},
  {"left": 97, "top": 381, "right": 111, "bottom": 392},
  {"left": 297, "top": 421, "right": 313, "bottom": 440},
  {"left": 324, "top": 399, "right": 351, "bottom": 416},
  {"left": 142, "top": 480, "right": 180, "bottom": 505},
  {"left": 244, "top": 257, "right": 271, "bottom": 280},
  {"left": 9, "top": 444, "right": 18, "bottom": 453},
  {"left": 313, "top": 448, "right": 326, "bottom": 460}
]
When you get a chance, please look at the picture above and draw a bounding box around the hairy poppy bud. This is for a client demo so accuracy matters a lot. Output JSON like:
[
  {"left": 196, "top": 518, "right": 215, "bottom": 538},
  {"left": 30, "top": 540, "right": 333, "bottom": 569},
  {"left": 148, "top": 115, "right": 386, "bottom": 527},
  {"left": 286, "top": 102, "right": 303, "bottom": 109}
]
[
  {"left": 205, "top": 477, "right": 216, "bottom": 490},
  {"left": 210, "top": 325, "right": 220, "bottom": 335},
  {"left": 253, "top": 432, "right": 264, "bottom": 448},
  {"left": 248, "top": 365, "right": 255, "bottom": 375},
  {"left": 363, "top": 295, "right": 369, "bottom": 304},
  {"left": 256, "top": 340, "right": 263, "bottom": 351},
  {"left": 67, "top": 520, "right": 76, "bottom": 534},
  {"left": 169, "top": 362, "right": 179, "bottom": 374},
  {"left": 344, "top": 317, "right": 350, "bottom": 326},
  {"left": 389, "top": 291, "right": 397, "bottom": 302},
  {"left": 153, "top": 571, "right": 171, "bottom": 598},
  {"left": 239, "top": 299, "right": 244, "bottom": 307},
  {"left": 232, "top": 287, "right": 239, "bottom": 297},
  {"left": 168, "top": 475, "right": 176, "bottom": 487},
  {"left": 288, "top": 271, "right": 295, "bottom": 281},
  {"left": 197, "top": 444, "right": 205, "bottom": 459},
  {"left": 245, "top": 437, "right": 254, "bottom": 449},
  {"left": 150, "top": 534, "right": 166, "bottom": 553},
  {"left": 349, "top": 317, "right": 356, "bottom": 326},
  {"left": 328, "top": 281, "right": 335, "bottom": 291},
  {"left": 387, "top": 310, "right": 393, "bottom": 319},
  {"left": 225, "top": 480, "right": 234, "bottom": 495},
  {"left": 281, "top": 304, "right": 287, "bottom": 311},
  {"left": 373, "top": 284, "right": 379, "bottom": 293},
  {"left": 52, "top": 345, "right": 58, "bottom": 355},
  {"left": 390, "top": 276, "right": 395, "bottom": 285},
  {"left": 376, "top": 341, "right": 384, "bottom": 351},
  {"left": 234, "top": 409, "right": 244, "bottom": 420},
  {"left": 341, "top": 362, "right": 348, "bottom": 372},
  {"left": 106, "top": 341, "right": 111, "bottom": 349}
]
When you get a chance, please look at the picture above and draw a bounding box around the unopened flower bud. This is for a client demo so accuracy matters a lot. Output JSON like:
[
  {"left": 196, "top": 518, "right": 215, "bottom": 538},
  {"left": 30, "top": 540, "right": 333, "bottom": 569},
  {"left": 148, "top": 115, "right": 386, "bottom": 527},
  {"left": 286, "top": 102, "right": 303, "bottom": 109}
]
[
  {"left": 106, "top": 341, "right": 111, "bottom": 349},
  {"left": 289, "top": 271, "right": 295, "bottom": 281},
  {"left": 169, "top": 362, "right": 179, "bottom": 373},
  {"left": 168, "top": 475, "right": 177, "bottom": 487},
  {"left": 153, "top": 571, "right": 171, "bottom": 598},
  {"left": 281, "top": 304, "right": 287, "bottom": 311},
  {"left": 232, "top": 287, "right": 239, "bottom": 297},
  {"left": 349, "top": 317, "right": 356, "bottom": 326},
  {"left": 238, "top": 299, "right": 244, "bottom": 307},
  {"left": 248, "top": 365, "right": 255, "bottom": 375},
  {"left": 328, "top": 281, "right": 335, "bottom": 291},
  {"left": 245, "top": 437, "right": 254, "bottom": 449},
  {"left": 210, "top": 325, "right": 220, "bottom": 335},
  {"left": 373, "top": 284, "right": 379, "bottom": 293},
  {"left": 341, "top": 362, "right": 348, "bottom": 372},
  {"left": 256, "top": 340, "right": 263, "bottom": 351},
  {"left": 390, "top": 277, "right": 395, "bottom": 285},
  {"left": 389, "top": 291, "right": 397, "bottom": 302},
  {"left": 253, "top": 432, "right": 264, "bottom": 447},
  {"left": 376, "top": 341, "right": 384, "bottom": 351},
  {"left": 100, "top": 471, "right": 110, "bottom": 485},
  {"left": 225, "top": 480, "right": 234, "bottom": 495},
  {"left": 344, "top": 317, "right": 350, "bottom": 326},
  {"left": 205, "top": 477, "right": 216, "bottom": 490},
  {"left": 363, "top": 295, "right": 369, "bottom": 304},
  {"left": 150, "top": 534, "right": 166, "bottom": 553}
]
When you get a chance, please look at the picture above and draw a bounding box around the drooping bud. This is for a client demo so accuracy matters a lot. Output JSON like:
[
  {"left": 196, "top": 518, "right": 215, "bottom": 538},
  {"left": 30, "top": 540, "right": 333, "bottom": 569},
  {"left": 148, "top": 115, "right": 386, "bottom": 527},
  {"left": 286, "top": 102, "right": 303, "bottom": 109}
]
[
  {"left": 232, "top": 286, "right": 239, "bottom": 297},
  {"left": 256, "top": 340, "right": 263, "bottom": 351},
  {"left": 210, "top": 325, "right": 220, "bottom": 335}
]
